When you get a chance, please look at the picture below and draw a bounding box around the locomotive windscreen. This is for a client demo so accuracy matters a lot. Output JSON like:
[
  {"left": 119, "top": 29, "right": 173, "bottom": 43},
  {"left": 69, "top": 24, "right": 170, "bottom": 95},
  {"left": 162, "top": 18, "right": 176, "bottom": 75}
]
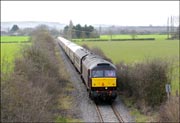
[{"left": 92, "top": 69, "right": 116, "bottom": 77}]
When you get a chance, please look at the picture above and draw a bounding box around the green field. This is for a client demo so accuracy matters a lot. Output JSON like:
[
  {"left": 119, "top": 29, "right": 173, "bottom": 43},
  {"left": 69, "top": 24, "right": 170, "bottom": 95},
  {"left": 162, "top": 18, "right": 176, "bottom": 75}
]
[
  {"left": 1, "top": 35, "right": 179, "bottom": 93},
  {"left": 77, "top": 40, "right": 179, "bottom": 64},
  {"left": 77, "top": 39, "right": 179, "bottom": 94},
  {"left": 73, "top": 34, "right": 168, "bottom": 41},
  {"left": 1, "top": 36, "right": 30, "bottom": 73},
  {"left": 1, "top": 43, "right": 23, "bottom": 73},
  {"left": 78, "top": 37, "right": 179, "bottom": 121},
  {"left": 1, "top": 35, "right": 179, "bottom": 122},
  {"left": 100, "top": 34, "right": 167, "bottom": 40},
  {"left": 1, "top": 36, "right": 30, "bottom": 43}
]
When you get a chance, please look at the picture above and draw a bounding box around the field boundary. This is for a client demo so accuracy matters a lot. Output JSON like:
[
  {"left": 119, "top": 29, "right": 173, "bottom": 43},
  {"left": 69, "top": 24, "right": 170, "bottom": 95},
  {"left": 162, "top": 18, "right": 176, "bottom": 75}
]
[
  {"left": 1, "top": 41, "right": 31, "bottom": 43},
  {"left": 73, "top": 38, "right": 155, "bottom": 42}
]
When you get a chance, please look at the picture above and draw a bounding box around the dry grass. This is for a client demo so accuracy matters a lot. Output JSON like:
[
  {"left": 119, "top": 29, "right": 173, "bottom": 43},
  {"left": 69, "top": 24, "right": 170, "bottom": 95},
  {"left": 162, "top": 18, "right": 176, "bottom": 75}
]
[
  {"left": 159, "top": 95, "right": 179, "bottom": 122},
  {"left": 1, "top": 73, "right": 52, "bottom": 122}
]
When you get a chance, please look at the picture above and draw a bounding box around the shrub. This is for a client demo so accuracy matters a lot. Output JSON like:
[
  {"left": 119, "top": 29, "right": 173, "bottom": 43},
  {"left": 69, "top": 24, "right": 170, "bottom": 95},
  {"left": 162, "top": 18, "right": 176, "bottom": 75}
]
[
  {"left": 116, "top": 61, "right": 132, "bottom": 95},
  {"left": 1, "top": 73, "right": 52, "bottom": 122},
  {"left": 1, "top": 28, "right": 66, "bottom": 122},
  {"left": 82, "top": 44, "right": 90, "bottom": 51},
  {"left": 116, "top": 58, "right": 172, "bottom": 107}
]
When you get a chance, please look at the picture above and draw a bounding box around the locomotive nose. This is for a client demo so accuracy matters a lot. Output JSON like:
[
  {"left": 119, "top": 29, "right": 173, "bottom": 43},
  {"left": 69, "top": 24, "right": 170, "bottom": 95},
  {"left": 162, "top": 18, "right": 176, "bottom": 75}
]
[{"left": 92, "top": 78, "right": 116, "bottom": 87}]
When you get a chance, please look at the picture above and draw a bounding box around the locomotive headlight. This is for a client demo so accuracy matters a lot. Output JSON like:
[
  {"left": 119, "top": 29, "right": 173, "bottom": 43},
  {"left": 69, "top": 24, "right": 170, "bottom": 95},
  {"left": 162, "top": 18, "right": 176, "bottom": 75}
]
[{"left": 105, "top": 87, "right": 108, "bottom": 89}]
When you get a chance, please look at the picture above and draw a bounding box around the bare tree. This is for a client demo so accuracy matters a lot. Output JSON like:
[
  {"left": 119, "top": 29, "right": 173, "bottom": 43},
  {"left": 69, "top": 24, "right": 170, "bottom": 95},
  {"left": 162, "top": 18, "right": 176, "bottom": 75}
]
[
  {"left": 108, "top": 26, "right": 113, "bottom": 41},
  {"left": 167, "top": 17, "right": 170, "bottom": 39},
  {"left": 68, "top": 20, "right": 73, "bottom": 40},
  {"left": 99, "top": 25, "right": 102, "bottom": 35},
  {"left": 167, "top": 15, "right": 180, "bottom": 39},
  {"left": 130, "top": 30, "right": 137, "bottom": 39},
  {"left": 81, "top": 31, "right": 86, "bottom": 41}
]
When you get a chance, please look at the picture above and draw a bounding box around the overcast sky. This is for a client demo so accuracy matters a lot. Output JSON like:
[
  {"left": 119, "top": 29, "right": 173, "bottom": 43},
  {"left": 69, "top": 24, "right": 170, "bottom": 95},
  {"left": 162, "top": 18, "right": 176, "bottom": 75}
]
[{"left": 1, "top": 1, "right": 179, "bottom": 26}]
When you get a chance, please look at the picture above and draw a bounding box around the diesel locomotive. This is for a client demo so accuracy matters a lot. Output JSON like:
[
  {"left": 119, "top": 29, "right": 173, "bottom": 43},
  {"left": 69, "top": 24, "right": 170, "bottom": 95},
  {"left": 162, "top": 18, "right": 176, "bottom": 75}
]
[{"left": 57, "top": 37, "right": 117, "bottom": 101}]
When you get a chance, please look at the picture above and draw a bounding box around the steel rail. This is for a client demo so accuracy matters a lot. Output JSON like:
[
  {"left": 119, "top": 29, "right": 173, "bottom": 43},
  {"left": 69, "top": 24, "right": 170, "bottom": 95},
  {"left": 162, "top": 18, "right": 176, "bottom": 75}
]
[
  {"left": 95, "top": 105, "right": 104, "bottom": 122},
  {"left": 111, "top": 104, "right": 124, "bottom": 122}
]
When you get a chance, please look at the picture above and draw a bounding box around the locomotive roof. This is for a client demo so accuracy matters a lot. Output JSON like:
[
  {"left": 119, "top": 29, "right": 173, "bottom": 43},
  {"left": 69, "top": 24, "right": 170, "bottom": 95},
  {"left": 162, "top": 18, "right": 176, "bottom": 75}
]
[{"left": 83, "top": 54, "right": 116, "bottom": 70}]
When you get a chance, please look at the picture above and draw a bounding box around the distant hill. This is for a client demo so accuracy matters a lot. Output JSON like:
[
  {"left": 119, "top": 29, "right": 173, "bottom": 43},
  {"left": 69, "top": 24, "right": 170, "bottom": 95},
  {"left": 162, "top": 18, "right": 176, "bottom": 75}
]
[
  {"left": 1, "top": 21, "right": 66, "bottom": 30},
  {"left": 1, "top": 21, "right": 173, "bottom": 35}
]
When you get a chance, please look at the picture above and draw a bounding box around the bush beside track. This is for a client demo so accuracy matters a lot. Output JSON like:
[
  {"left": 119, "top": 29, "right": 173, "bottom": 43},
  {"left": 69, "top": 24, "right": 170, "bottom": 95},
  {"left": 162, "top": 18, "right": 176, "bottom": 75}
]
[
  {"left": 116, "top": 59, "right": 179, "bottom": 122},
  {"left": 116, "top": 59, "right": 172, "bottom": 106},
  {"left": 1, "top": 27, "right": 72, "bottom": 122}
]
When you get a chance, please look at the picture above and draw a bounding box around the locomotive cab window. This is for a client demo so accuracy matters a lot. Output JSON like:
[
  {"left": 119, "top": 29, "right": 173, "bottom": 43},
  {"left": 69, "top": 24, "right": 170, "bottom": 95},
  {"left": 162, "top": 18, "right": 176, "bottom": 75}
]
[
  {"left": 92, "top": 70, "right": 103, "bottom": 77},
  {"left": 104, "top": 70, "right": 116, "bottom": 77},
  {"left": 92, "top": 69, "right": 116, "bottom": 77}
]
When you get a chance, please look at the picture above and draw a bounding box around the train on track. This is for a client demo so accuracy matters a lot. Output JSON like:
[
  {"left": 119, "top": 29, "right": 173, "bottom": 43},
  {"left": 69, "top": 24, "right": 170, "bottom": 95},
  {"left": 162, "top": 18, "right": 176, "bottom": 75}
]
[{"left": 57, "top": 37, "right": 117, "bottom": 102}]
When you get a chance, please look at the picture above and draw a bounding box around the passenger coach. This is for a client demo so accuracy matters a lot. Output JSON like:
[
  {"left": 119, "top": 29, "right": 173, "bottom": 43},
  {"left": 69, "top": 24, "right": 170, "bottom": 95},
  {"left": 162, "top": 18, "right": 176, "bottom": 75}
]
[{"left": 57, "top": 37, "right": 117, "bottom": 101}]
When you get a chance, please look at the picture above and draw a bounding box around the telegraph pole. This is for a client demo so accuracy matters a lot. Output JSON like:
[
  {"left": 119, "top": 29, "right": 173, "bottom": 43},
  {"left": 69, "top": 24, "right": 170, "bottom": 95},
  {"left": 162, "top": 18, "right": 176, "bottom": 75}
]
[{"left": 167, "top": 17, "right": 170, "bottom": 39}]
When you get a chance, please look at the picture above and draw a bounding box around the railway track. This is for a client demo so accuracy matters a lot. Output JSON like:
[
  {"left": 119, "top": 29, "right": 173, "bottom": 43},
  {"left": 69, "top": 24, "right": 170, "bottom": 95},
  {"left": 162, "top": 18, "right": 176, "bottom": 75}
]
[
  {"left": 95, "top": 105, "right": 104, "bottom": 122},
  {"left": 111, "top": 104, "right": 124, "bottom": 122},
  {"left": 57, "top": 39, "right": 126, "bottom": 122},
  {"left": 95, "top": 103, "right": 124, "bottom": 122}
]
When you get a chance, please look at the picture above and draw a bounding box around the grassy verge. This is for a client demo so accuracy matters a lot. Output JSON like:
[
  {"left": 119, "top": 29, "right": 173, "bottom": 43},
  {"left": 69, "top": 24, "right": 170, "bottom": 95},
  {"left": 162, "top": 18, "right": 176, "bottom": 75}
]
[
  {"left": 171, "top": 61, "right": 179, "bottom": 95},
  {"left": 54, "top": 44, "right": 82, "bottom": 122}
]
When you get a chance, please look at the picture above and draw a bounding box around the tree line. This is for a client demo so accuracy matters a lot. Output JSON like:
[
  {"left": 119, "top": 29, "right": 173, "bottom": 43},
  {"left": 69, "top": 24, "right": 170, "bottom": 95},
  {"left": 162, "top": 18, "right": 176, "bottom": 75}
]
[{"left": 63, "top": 20, "right": 99, "bottom": 39}]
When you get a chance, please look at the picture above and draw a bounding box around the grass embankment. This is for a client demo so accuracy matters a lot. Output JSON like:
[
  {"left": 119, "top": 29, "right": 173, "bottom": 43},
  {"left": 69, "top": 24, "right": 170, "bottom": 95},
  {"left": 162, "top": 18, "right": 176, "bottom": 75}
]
[{"left": 54, "top": 43, "right": 82, "bottom": 123}]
